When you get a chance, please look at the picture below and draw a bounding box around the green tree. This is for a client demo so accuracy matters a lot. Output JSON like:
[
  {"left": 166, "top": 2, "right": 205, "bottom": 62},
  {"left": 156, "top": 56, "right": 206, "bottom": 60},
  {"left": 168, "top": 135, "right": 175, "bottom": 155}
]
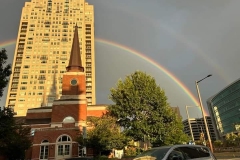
[
  {"left": 108, "top": 71, "right": 189, "bottom": 146},
  {"left": 77, "top": 115, "right": 128, "bottom": 155},
  {"left": 0, "top": 107, "right": 32, "bottom": 159},
  {"left": 236, "top": 133, "right": 240, "bottom": 147},
  {"left": 0, "top": 48, "right": 11, "bottom": 97},
  {"left": 225, "top": 132, "right": 237, "bottom": 147},
  {"left": 213, "top": 140, "right": 223, "bottom": 148}
]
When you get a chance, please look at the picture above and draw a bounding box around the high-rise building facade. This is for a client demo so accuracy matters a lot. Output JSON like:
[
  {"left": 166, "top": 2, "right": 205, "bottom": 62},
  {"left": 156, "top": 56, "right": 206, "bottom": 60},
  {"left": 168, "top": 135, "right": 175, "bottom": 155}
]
[
  {"left": 6, "top": 0, "right": 96, "bottom": 116},
  {"left": 207, "top": 78, "right": 240, "bottom": 139},
  {"left": 183, "top": 116, "right": 216, "bottom": 142}
]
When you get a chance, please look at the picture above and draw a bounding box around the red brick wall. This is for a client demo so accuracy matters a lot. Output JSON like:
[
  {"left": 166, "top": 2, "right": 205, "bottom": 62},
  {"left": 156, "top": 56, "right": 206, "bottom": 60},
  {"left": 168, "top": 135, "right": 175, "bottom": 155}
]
[
  {"left": 28, "top": 128, "right": 80, "bottom": 159},
  {"left": 87, "top": 110, "right": 107, "bottom": 117},
  {"left": 26, "top": 112, "right": 52, "bottom": 119},
  {"left": 51, "top": 103, "right": 87, "bottom": 122},
  {"left": 62, "top": 74, "right": 86, "bottom": 95}
]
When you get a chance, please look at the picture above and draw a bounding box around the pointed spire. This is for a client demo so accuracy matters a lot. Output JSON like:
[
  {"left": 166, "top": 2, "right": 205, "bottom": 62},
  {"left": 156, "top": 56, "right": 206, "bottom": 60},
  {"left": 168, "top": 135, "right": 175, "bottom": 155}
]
[{"left": 66, "top": 24, "right": 84, "bottom": 72}]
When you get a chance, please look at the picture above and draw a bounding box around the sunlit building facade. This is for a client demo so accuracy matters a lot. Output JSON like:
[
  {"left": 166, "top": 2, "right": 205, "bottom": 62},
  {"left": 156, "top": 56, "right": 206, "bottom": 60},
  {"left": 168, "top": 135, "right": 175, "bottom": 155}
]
[
  {"left": 183, "top": 116, "right": 216, "bottom": 142},
  {"left": 5, "top": 0, "right": 96, "bottom": 116},
  {"left": 207, "top": 79, "right": 240, "bottom": 139}
]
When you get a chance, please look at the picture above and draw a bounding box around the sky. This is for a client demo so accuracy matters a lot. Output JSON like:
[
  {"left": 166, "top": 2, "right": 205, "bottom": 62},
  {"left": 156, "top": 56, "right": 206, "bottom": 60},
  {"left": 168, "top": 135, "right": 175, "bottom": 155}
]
[{"left": 1, "top": 0, "right": 240, "bottom": 119}]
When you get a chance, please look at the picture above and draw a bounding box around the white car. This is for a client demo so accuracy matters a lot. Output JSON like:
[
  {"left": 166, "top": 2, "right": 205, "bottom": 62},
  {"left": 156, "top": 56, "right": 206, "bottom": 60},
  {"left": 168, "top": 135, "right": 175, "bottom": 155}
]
[{"left": 134, "top": 144, "right": 217, "bottom": 160}]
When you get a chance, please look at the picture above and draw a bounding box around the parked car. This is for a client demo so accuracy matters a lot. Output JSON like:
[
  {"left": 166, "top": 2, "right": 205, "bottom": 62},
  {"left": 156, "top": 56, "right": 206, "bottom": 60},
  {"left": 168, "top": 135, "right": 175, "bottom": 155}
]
[{"left": 134, "top": 144, "right": 216, "bottom": 160}]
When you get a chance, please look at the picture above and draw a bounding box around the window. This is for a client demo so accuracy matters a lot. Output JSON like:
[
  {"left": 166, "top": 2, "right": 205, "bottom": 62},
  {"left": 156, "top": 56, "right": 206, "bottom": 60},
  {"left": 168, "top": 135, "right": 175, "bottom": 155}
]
[
  {"left": 169, "top": 146, "right": 211, "bottom": 160},
  {"left": 57, "top": 135, "right": 72, "bottom": 158},
  {"left": 63, "top": 116, "right": 75, "bottom": 123},
  {"left": 167, "top": 148, "right": 184, "bottom": 160},
  {"left": 20, "top": 86, "right": 27, "bottom": 90},
  {"left": 39, "top": 140, "right": 49, "bottom": 160}
]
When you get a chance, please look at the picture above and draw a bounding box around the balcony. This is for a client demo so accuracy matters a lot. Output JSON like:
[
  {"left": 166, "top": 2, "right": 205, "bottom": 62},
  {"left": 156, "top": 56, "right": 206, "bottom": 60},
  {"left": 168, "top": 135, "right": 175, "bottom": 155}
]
[
  {"left": 11, "top": 85, "right": 18, "bottom": 88},
  {"left": 13, "top": 74, "right": 20, "bottom": 77},
  {"left": 86, "top": 87, "right": 92, "bottom": 90},
  {"left": 18, "top": 46, "right": 24, "bottom": 49},
  {"left": 9, "top": 102, "right": 16, "bottom": 105},
  {"left": 61, "top": 38, "right": 68, "bottom": 42},
  {"left": 15, "top": 63, "right": 22, "bottom": 67},
  {"left": 10, "top": 94, "right": 17, "bottom": 97},
  {"left": 10, "top": 89, "right": 17, "bottom": 92},
  {"left": 22, "top": 23, "right": 28, "bottom": 26},
  {"left": 38, "top": 76, "right": 46, "bottom": 80},
  {"left": 60, "top": 57, "right": 67, "bottom": 60},
  {"left": 86, "top": 59, "right": 91, "bottom": 62},
  {"left": 19, "top": 38, "right": 26, "bottom": 41},
  {"left": 12, "top": 78, "right": 19, "bottom": 82},
  {"left": 44, "top": 21, "right": 51, "bottom": 24},
  {"left": 42, "top": 38, "right": 50, "bottom": 42},
  {"left": 40, "top": 57, "right": 48, "bottom": 60},
  {"left": 17, "top": 54, "right": 23, "bottom": 57},
  {"left": 62, "top": 22, "right": 69, "bottom": 25}
]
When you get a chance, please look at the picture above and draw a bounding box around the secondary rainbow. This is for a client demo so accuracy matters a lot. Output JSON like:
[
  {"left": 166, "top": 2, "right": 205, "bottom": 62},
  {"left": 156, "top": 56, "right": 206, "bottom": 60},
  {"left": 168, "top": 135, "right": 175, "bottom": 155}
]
[{"left": 0, "top": 38, "right": 208, "bottom": 115}]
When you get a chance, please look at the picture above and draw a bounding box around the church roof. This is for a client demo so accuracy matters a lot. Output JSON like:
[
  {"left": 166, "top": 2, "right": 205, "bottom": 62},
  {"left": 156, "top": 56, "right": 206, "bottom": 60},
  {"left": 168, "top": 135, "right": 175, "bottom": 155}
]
[{"left": 66, "top": 25, "right": 84, "bottom": 72}]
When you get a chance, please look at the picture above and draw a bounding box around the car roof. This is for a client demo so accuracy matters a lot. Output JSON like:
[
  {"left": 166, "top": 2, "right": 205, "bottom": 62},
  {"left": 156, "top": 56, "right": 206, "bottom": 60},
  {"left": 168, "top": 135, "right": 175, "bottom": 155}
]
[{"left": 150, "top": 144, "right": 209, "bottom": 150}]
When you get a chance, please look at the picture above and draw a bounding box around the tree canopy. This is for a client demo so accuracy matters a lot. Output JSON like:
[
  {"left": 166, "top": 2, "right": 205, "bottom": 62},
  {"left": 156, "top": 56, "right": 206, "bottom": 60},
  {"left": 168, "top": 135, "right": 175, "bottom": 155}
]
[
  {"left": 108, "top": 71, "right": 189, "bottom": 146},
  {"left": 0, "top": 49, "right": 31, "bottom": 159},
  {"left": 77, "top": 115, "right": 128, "bottom": 155},
  {"left": 0, "top": 48, "right": 12, "bottom": 97},
  {"left": 0, "top": 107, "right": 32, "bottom": 159}
]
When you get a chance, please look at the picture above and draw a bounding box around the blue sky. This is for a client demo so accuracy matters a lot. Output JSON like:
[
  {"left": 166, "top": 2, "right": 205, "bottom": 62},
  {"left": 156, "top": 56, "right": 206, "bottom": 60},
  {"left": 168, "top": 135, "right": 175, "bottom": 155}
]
[{"left": 1, "top": 0, "right": 240, "bottom": 119}]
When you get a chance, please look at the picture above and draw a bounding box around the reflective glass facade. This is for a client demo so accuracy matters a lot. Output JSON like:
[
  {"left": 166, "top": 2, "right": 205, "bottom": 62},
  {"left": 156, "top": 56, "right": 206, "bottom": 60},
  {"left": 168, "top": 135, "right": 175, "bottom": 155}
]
[{"left": 207, "top": 79, "right": 240, "bottom": 138}]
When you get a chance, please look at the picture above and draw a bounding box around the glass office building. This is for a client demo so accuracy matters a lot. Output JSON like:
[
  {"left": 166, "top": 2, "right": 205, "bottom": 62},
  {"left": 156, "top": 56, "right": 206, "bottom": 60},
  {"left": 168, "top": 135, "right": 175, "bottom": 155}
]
[{"left": 207, "top": 79, "right": 240, "bottom": 139}]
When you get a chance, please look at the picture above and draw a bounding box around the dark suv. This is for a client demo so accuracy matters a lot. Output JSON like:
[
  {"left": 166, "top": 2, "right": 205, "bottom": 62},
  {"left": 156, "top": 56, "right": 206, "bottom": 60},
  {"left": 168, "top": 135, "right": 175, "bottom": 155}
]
[{"left": 134, "top": 144, "right": 216, "bottom": 160}]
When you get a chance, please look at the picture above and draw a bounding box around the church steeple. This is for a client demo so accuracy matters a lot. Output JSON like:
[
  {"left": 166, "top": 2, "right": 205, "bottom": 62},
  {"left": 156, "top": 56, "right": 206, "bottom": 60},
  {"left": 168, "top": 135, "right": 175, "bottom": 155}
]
[{"left": 66, "top": 25, "right": 84, "bottom": 72}]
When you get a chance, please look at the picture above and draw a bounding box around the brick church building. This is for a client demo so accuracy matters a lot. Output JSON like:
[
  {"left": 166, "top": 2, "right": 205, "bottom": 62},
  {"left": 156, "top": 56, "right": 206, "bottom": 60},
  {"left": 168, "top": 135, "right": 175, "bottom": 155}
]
[{"left": 17, "top": 25, "right": 107, "bottom": 159}]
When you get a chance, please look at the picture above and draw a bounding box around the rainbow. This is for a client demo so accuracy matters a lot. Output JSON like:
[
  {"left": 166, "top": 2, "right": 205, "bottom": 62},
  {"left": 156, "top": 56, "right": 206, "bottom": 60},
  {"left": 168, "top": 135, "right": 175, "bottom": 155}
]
[
  {"left": 0, "top": 38, "right": 208, "bottom": 115},
  {"left": 95, "top": 38, "right": 207, "bottom": 113},
  {"left": 0, "top": 39, "right": 16, "bottom": 48}
]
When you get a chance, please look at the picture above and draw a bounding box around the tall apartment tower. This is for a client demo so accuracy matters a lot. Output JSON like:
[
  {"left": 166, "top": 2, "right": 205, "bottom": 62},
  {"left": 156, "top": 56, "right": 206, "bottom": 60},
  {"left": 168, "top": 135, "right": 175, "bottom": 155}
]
[{"left": 6, "top": 0, "right": 96, "bottom": 116}]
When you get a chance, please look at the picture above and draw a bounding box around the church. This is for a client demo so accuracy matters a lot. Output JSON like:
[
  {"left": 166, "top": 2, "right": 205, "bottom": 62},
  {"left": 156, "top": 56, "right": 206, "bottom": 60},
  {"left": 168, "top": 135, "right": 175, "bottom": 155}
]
[{"left": 17, "top": 25, "right": 107, "bottom": 159}]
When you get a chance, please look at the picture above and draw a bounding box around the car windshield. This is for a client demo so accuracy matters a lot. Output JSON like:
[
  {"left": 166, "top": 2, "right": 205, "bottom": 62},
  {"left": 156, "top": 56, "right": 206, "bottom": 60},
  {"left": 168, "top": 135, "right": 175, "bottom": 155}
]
[{"left": 135, "top": 147, "right": 171, "bottom": 160}]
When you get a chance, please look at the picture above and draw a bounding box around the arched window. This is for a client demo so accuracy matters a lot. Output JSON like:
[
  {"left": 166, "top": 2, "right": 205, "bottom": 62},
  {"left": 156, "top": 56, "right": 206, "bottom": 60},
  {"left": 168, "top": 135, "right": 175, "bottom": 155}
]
[
  {"left": 63, "top": 116, "right": 75, "bottom": 123},
  {"left": 56, "top": 135, "right": 72, "bottom": 158},
  {"left": 40, "top": 140, "right": 49, "bottom": 160}
]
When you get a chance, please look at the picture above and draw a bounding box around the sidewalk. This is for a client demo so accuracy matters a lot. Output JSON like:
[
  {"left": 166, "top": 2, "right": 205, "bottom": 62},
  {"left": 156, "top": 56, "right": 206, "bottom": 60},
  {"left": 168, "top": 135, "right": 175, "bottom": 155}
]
[{"left": 214, "top": 152, "right": 240, "bottom": 160}]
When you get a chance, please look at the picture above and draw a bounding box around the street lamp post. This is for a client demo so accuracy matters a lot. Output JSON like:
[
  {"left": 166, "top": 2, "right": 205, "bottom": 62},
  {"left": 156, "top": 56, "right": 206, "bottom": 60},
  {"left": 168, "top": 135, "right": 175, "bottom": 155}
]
[
  {"left": 186, "top": 106, "right": 195, "bottom": 142},
  {"left": 195, "top": 74, "right": 213, "bottom": 153}
]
